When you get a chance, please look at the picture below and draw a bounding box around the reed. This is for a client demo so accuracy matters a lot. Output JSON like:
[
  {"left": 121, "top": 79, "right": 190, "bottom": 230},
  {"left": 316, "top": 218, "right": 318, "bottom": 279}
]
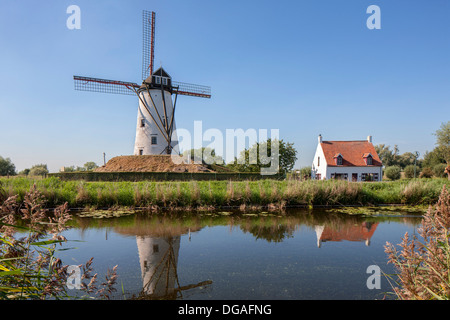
[
  {"left": 0, "top": 177, "right": 448, "bottom": 210},
  {"left": 385, "top": 186, "right": 450, "bottom": 299}
]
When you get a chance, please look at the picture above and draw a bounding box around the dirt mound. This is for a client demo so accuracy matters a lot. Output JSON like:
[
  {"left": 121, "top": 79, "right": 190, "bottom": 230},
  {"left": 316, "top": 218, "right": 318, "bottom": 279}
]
[{"left": 94, "top": 155, "right": 213, "bottom": 173}]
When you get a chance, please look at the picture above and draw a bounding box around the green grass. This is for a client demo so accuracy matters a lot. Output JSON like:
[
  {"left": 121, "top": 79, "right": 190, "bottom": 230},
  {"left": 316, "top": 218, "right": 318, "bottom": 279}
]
[{"left": 0, "top": 176, "right": 448, "bottom": 209}]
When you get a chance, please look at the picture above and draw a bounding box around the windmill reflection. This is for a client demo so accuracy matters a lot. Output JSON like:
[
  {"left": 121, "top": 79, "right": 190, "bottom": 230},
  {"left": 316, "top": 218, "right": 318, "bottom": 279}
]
[
  {"left": 114, "top": 215, "right": 212, "bottom": 300},
  {"left": 136, "top": 235, "right": 212, "bottom": 299}
]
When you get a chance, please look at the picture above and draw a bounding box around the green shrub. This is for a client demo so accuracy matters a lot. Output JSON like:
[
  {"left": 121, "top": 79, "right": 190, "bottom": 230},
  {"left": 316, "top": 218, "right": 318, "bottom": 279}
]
[
  {"left": 433, "top": 163, "right": 447, "bottom": 178},
  {"left": 385, "top": 166, "right": 401, "bottom": 180},
  {"left": 420, "top": 167, "right": 434, "bottom": 178},
  {"left": 404, "top": 165, "right": 420, "bottom": 179}
]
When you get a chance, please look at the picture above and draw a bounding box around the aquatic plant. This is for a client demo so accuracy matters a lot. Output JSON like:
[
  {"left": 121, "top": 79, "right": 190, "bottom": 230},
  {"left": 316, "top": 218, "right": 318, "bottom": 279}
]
[
  {"left": 385, "top": 186, "right": 450, "bottom": 299},
  {"left": 0, "top": 184, "right": 118, "bottom": 300}
]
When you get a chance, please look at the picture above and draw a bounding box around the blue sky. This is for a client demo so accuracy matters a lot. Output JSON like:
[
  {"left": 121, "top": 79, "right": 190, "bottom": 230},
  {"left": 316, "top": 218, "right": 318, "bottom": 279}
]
[{"left": 0, "top": 0, "right": 449, "bottom": 173}]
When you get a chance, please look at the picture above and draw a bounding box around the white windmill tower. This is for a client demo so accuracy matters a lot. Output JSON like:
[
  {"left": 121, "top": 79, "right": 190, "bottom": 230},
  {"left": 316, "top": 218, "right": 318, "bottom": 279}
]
[{"left": 73, "top": 11, "right": 211, "bottom": 155}]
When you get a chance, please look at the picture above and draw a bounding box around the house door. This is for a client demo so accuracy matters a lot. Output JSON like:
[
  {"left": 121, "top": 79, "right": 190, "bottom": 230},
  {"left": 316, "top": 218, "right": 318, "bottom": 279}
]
[{"left": 352, "top": 173, "right": 358, "bottom": 182}]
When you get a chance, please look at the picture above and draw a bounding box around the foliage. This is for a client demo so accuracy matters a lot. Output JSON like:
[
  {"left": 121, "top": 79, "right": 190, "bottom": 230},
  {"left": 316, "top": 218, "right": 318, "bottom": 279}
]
[
  {"left": 404, "top": 165, "right": 419, "bottom": 179},
  {"left": 420, "top": 167, "right": 434, "bottom": 179},
  {"left": 434, "top": 121, "right": 450, "bottom": 165},
  {"left": 0, "top": 184, "right": 118, "bottom": 300},
  {"left": 384, "top": 166, "right": 401, "bottom": 180},
  {"left": 422, "top": 148, "right": 446, "bottom": 169},
  {"left": 385, "top": 186, "right": 450, "bottom": 299},
  {"left": 63, "top": 162, "right": 99, "bottom": 172},
  {"left": 182, "top": 148, "right": 224, "bottom": 166},
  {"left": 227, "top": 139, "right": 298, "bottom": 175},
  {"left": 433, "top": 163, "right": 447, "bottom": 178},
  {"left": 374, "top": 145, "right": 420, "bottom": 169},
  {"left": 0, "top": 176, "right": 448, "bottom": 209},
  {"left": 0, "top": 156, "right": 16, "bottom": 176},
  {"left": 29, "top": 164, "right": 49, "bottom": 177}
]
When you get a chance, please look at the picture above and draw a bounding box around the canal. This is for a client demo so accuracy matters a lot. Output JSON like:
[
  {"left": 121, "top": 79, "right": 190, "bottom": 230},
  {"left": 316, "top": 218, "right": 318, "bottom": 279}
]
[{"left": 57, "top": 208, "right": 423, "bottom": 300}]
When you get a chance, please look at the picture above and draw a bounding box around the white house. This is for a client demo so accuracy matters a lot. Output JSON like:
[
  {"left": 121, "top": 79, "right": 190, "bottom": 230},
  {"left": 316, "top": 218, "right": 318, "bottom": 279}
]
[{"left": 311, "top": 135, "right": 383, "bottom": 182}]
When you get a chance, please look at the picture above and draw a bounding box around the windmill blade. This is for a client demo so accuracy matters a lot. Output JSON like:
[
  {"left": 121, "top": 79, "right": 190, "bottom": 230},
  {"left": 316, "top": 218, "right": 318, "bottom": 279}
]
[
  {"left": 74, "top": 76, "right": 139, "bottom": 96},
  {"left": 172, "top": 81, "right": 211, "bottom": 98},
  {"left": 142, "top": 10, "right": 155, "bottom": 80}
]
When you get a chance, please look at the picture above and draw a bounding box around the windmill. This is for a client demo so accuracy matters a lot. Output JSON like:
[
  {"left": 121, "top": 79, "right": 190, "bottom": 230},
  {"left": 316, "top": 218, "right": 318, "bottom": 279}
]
[{"left": 73, "top": 10, "right": 211, "bottom": 155}]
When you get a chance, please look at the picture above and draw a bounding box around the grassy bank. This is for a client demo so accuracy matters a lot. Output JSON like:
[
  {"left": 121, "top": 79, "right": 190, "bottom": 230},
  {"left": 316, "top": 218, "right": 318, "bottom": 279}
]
[{"left": 0, "top": 176, "right": 448, "bottom": 210}]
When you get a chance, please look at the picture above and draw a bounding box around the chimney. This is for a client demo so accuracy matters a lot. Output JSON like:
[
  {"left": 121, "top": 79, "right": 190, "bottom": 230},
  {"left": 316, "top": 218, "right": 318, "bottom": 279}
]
[
  {"left": 318, "top": 134, "right": 323, "bottom": 143},
  {"left": 367, "top": 135, "right": 372, "bottom": 143}
]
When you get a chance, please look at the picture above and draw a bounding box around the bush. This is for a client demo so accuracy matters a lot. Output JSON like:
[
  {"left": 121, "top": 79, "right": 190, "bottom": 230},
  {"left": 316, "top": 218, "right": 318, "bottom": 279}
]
[
  {"left": 420, "top": 167, "right": 434, "bottom": 178},
  {"left": 29, "top": 164, "right": 49, "bottom": 177},
  {"left": 384, "top": 166, "right": 401, "bottom": 180},
  {"left": 404, "top": 165, "right": 420, "bottom": 179},
  {"left": 433, "top": 163, "right": 447, "bottom": 178}
]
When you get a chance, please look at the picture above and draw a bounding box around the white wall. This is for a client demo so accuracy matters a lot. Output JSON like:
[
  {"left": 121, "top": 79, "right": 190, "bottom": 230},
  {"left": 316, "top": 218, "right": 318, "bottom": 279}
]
[
  {"left": 134, "top": 89, "right": 179, "bottom": 155},
  {"left": 311, "top": 143, "right": 383, "bottom": 181},
  {"left": 311, "top": 143, "right": 327, "bottom": 179}
]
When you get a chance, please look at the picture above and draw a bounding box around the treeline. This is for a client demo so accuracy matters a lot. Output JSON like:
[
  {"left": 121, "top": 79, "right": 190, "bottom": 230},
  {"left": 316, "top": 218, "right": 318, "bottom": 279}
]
[
  {"left": 0, "top": 159, "right": 99, "bottom": 177},
  {"left": 374, "top": 121, "right": 449, "bottom": 180}
]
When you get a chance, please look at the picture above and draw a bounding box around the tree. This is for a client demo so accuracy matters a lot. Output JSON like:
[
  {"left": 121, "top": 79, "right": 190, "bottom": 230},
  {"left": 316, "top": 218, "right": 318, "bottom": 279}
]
[
  {"left": 84, "top": 162, "right": 98, "bottom": 171},
  {"left": 227, "top": 139, "right": 298, "bottom": 175},
  {"left": 384, "top": 165, "right": 401, "bottom": 180},
  {"left": 434, "top": 121, "right": 450, "bottom": 179},
  {"left": 374, "top": 144, "right": 400, "bottom": 167},
  {"left": 183, "top": 147, "right": 224, "bottom": 166},
  {"left": 0, "top": 156, "right": 16, "bottom": 176},
  {"left": 29, "top": 164, "right": 49, "bottom": 177}
]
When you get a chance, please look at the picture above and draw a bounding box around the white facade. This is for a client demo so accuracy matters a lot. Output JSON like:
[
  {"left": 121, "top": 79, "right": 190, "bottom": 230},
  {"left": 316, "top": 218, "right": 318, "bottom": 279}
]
[
  {"left": 311, "top": 135, "right": 383, "bottom": 182},
  {"left": 134, "top": 88, "right": 179, "bottom": 155}
]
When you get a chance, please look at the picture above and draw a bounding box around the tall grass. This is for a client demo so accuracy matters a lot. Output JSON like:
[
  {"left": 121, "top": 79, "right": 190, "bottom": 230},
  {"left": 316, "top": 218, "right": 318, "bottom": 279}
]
[
  {"left": 0, "top": 177, "right": 448, "bottom": 210},
  {"left": 385, "top": 186, "right": 450, "bottom": 299}
]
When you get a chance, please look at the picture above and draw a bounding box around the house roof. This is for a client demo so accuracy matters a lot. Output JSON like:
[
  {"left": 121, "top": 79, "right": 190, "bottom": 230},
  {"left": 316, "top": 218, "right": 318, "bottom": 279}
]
[{"left": 320, "top": 140, "right": 382, "bottom": 167}]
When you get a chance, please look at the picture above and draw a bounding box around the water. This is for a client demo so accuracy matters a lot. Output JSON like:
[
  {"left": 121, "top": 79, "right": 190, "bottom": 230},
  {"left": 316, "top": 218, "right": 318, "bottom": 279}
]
[{"left": 56, "top": 208, "right": 423, "bottom": 300}]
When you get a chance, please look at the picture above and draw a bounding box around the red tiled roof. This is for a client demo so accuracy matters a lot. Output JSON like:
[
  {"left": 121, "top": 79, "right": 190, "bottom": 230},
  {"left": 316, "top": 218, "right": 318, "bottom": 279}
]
[{"left": 321, "top": 140, "right": 382, "bottom": 167}]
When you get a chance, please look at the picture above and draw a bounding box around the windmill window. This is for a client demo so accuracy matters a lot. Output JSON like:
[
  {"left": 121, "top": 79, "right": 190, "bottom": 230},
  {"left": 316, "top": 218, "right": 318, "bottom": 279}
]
[
  {"left": 140, "top": 119, "right": 145, "bottom": 127},
  {"left": 139, "top": 149, "right": 144, "bottom": 156},
  {"left": 151, "top": 136, "right": 157, "bottom": 145},
  {"left": 162, "top": 77, "right": 167, "bottom": 85},
  {"left": 317, "top": 157, "right": 320, "bottom": 167},
  {"left": 154, "top": 76, "right": 161, "bottom": 84}
]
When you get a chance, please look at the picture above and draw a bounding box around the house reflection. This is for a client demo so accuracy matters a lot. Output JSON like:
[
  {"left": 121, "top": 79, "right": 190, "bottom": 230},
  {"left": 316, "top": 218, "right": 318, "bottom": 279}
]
[{"left": 314, "top": 222, "right": 379, "bottom": 248}]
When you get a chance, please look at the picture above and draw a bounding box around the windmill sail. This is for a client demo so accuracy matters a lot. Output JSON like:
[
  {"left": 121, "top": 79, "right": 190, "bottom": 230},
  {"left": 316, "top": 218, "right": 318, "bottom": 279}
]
[
  {"left": 172, "top": 81, "right": 211, "bottom": 98},
  {"left": 142, "top": 10, "right": 155, "bottom": 80},
  {"left": 74, "top": 76, "right": 139, "bottom": 95}
]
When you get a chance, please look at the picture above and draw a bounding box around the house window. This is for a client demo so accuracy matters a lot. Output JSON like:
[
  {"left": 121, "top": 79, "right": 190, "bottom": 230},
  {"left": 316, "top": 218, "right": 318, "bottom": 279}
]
[
  {"left": 336, "top": 155, "right": 343, "bottom": 165},
  {"left": 318, "top": 157, "right": 320, "bottom": 167},
  {"left": 366, "top": 156, "right": 373, "bottom": 165},
  {"left": 151, "top": 136, "right": 157, "bottom": 145},
  {"left": 140, "top": 119, "right": 145, "bottom": 127}
]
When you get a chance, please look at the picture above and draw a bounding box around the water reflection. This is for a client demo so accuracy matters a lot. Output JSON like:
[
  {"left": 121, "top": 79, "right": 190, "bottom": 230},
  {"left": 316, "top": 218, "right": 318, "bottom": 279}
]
[
  {"left": 113, "top": 218, "right": 212, "bottom": 299},
  {"left": 315, "top": 222, "right": 379, "bottom": 248},
  {"left": 70, "top": 208, "right": 423, "bottom": 300}
]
